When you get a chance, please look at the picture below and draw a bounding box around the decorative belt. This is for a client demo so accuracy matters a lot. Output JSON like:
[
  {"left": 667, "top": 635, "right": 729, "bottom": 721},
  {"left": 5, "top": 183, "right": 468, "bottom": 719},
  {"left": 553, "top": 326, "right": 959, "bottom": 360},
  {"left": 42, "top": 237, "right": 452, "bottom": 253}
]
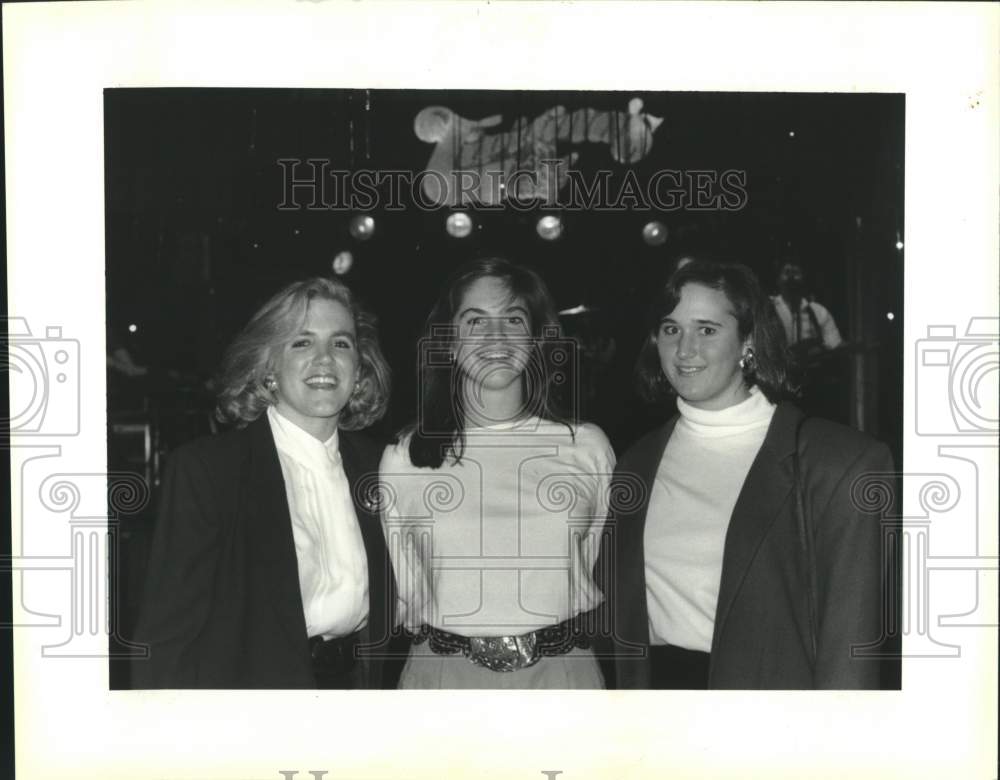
[{"left": 411, "top": 616, "right": 592, "bottom": 673}]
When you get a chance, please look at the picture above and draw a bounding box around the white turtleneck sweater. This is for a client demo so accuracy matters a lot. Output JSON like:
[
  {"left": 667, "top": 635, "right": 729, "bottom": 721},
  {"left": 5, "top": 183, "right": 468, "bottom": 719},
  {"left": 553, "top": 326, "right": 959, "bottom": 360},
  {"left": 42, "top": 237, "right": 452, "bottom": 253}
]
[{"left": 644, "top": 387, "right": 776, "bottom": 652}]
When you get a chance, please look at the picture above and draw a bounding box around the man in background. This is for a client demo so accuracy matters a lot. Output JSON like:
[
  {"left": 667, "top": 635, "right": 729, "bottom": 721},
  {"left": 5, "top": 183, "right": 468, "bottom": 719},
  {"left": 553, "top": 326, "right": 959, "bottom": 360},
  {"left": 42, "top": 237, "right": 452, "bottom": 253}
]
[
  {"left": 772, "top": 261, "right": 844, "bottom": 352},
  {"left": 772, "top": 261, "right": 848, "bottom": 424}
]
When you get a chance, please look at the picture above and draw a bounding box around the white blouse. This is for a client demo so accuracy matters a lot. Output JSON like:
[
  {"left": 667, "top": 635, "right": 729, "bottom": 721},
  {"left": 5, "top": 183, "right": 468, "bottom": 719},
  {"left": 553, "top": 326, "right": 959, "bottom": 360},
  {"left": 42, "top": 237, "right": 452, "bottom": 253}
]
[
  {"left": 643, "top": 388, "right": 775, "bottom": 652},
  {"left": 771, "top": 295, "right": 843, "bottom": 349},
  {"left": 380, "top": 418, "right": 616, "bottom": 637},
  {"left": 267, "top": 407, "right": 369, "bottom": 639}
]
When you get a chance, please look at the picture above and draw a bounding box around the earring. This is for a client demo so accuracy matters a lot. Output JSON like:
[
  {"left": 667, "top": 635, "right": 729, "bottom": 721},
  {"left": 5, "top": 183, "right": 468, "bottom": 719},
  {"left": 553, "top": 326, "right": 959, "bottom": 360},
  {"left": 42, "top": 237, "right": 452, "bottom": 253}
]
[
  {"left": 264, "top": 375, "right": 278, "bottom": 392},
  {"left": 739, "top": 348, "right": 756, "bottom": 371}
]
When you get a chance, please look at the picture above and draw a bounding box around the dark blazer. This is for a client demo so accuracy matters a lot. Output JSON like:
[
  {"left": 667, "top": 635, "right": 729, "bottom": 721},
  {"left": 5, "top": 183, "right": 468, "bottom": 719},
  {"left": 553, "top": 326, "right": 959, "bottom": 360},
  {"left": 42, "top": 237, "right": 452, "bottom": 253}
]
[
  {"left": 132, "top": 416, "right": 396, "bottom": 689},
  {"left": 598, "top": 402, "right": 895, "bottom": 689}
]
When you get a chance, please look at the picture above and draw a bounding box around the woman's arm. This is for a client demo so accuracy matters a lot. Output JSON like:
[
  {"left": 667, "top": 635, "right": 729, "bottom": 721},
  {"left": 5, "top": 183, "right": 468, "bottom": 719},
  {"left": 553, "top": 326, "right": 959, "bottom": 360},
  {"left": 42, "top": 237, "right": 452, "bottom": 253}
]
[
  {"left": 377, "top": 443, "right": 429, "bottom": 633},
  {"left": 812, "top": 438, "right": 894, "bottom": 689},
  {"left": 132, "top": 445, "right": 222, "bottom": 688},
  {"left": 580, "top": 425, "right": 617, "bottom": 607}
]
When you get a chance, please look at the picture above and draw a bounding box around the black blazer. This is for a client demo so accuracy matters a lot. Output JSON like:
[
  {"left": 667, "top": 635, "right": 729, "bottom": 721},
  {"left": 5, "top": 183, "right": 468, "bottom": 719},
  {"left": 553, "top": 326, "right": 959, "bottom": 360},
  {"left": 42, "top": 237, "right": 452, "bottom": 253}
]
[
  {"left": 132, "top": 416, "right": 396, "bottom": 688},
  {"left": 598, "top": 403, "right": 895, "bottom": 689}
]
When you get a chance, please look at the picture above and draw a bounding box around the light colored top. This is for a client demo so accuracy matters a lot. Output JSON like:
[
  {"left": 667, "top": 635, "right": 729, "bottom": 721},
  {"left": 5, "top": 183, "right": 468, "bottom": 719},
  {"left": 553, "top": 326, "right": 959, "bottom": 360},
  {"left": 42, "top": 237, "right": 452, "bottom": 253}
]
[
  {"left": 771, "top": 295, "right": 843, "bottom": 349},
  {"left": 267, "top": 406, "right": 369, "bottom": 639},
  {"left": 644, "top": 387, "right": 776, "bottom": 651},
  {"left": 380, "top": 417, "right": 616, "bottom": 636}
]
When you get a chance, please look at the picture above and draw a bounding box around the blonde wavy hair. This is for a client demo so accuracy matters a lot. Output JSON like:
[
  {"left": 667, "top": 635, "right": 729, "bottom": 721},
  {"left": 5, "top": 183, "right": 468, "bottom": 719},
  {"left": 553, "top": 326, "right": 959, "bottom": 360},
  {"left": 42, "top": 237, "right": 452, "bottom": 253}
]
[{"left": 214, "top": 277, "right": 390, "bottom": 431}]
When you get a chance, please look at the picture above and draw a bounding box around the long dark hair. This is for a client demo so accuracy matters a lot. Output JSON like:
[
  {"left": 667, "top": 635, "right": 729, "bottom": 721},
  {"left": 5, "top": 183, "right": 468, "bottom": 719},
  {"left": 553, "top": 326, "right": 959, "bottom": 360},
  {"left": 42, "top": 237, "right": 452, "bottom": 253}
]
[
  {"left": 635, "top": 260, "right": 795, "bottom": 404},
  {"left": 406, "top": 256, "right": 572, "bottom": 468}
]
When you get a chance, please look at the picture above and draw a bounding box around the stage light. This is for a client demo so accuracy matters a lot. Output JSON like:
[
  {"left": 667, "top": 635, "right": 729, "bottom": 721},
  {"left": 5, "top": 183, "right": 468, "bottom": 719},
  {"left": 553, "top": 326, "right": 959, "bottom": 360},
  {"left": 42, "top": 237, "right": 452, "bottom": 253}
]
[
  {"left": 349, "top": 214, "right": 376, "bottom": 241},
  {"left": 128, "top": 324, "right": 137, "bottom": 333},
  {"left": 895, "top": 230, "right": 903, "bottom": 250},
  {"left": 895, "top": 240, "right": 904, "bottom": 250},
  {"left": 886, "top": 312, "right": 895, "bottom": 321},
  {"left": 642, "top": 220, "right": 668, "bottom": 246},
  {"left": 446, "top": 211, "right": 473, "bottom": 238},
  {"left": 332, "top": 250, "right": 354, "bottom": 276},
  {"left": 536, "top": 215, "right": 563, "bottom": 240},
  {"left": 788, "top": 130, "right": 796, "bottom": 138}
]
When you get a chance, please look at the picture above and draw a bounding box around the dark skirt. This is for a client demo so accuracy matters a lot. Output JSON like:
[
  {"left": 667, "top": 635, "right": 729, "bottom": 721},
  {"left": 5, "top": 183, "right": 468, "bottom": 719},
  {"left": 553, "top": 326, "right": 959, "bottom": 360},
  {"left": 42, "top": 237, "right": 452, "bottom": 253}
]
[{"left": 649, "top": 643, "right": 710, "bottom": 689}]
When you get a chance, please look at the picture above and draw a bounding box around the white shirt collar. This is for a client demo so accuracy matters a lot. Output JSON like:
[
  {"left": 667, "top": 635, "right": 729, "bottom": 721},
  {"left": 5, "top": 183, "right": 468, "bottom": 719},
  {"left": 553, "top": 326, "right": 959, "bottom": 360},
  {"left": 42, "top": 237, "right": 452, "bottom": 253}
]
[{"left": 267, "top": 406, "right": 341, "bottom": 469}]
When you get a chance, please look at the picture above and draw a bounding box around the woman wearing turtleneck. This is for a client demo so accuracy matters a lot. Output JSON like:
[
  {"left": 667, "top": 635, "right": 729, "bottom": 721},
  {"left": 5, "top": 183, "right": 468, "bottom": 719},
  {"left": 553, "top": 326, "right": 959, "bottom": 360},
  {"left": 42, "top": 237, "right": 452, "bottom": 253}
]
[
  {"left": 598, "top": 261, "right": 895, "bottom": 689},
  {"left": 644, "top": 387, "right": 775, "bottom": 658}
]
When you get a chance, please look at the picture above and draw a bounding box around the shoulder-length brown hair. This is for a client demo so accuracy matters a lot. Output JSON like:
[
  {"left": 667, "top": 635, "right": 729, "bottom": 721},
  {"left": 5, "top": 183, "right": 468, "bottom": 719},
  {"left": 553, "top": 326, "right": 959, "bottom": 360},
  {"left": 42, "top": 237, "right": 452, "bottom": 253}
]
[
  {"left": 214, "top": 277, "right": 390, "bottom": 431},
  {"left": 635, "top": 260, "right": 795, "bottom": 404}
]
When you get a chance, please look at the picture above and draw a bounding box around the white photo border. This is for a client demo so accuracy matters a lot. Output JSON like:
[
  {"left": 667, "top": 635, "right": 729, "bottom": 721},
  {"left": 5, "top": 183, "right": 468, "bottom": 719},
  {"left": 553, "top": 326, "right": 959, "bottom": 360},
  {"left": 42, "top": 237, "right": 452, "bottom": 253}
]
[{"left": 5, "top": 2, "right": 998, "bottom": 778}]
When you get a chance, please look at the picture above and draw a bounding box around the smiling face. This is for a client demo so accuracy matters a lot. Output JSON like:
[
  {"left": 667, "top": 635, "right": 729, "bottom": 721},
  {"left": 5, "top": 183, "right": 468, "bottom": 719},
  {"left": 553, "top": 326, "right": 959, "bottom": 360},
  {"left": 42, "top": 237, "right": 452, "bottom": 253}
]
[
  {"left": 655, "top": 282, "right": 751, "bottom": 411},
  {"left": 271, "top": 297, "right": 358, "bottom": 440},
  {"left": 452, "top": 275, "right": 532, "bottom": 395}
]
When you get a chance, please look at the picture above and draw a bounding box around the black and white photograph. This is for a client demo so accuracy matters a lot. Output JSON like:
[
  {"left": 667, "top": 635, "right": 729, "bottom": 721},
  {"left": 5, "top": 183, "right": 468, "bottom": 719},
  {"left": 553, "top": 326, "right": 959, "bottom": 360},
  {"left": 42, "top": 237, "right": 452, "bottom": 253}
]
[
  {"left": 105, "top": 88, "right": 904, "bottom": 692},
  {"left": 4, "top": 3, "right": 997, "bottom": 779}
]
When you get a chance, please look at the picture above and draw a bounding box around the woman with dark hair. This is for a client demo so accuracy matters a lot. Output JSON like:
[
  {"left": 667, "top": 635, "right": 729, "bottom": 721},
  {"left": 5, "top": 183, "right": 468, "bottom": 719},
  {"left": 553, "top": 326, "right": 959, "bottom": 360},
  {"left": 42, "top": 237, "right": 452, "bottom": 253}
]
[
  {"left": 380, "top": 256, "right": 615, "bottom": 688},
  {"left": 134, "top": 277, "right": 395, "bottom": 688},
  {"left": 599, "top": 260, "right": 893, "bottom": 689}
]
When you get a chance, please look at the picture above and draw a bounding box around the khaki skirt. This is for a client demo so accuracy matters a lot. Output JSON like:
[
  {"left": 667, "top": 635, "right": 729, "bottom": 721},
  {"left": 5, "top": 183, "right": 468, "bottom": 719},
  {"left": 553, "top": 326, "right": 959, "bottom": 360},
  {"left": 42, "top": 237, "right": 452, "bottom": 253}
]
[{"left": 398, "top": 641, "right": 605, "bottom": 689}]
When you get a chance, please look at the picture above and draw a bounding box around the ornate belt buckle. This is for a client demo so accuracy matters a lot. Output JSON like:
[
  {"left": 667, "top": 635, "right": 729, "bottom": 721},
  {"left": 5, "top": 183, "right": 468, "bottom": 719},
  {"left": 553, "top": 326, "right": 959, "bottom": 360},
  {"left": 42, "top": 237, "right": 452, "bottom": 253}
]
[{"left": 468, "top": 632, "right": 540, "bottom": 672}]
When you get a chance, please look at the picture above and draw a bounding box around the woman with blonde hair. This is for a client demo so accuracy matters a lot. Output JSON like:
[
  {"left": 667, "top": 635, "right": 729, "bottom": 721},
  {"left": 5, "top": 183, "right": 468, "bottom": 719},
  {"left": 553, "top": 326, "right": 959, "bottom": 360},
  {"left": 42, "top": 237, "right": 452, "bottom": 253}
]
[{"left": 135, "top": 277, "right": 394, "bottom": 688}]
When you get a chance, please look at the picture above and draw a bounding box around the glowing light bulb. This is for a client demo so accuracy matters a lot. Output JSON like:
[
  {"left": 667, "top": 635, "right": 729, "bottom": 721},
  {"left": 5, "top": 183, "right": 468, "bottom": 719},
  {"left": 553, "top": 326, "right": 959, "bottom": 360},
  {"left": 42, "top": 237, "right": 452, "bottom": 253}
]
[
  {"left": 536, "top": 215, "right": 563, "bottom": 240},
  {"left": 642, "top": 220, "right": 668, "bottom": 246},
  {"left": 445, "top": 212, "right": 473, "bottom": 238},
  {"left": 332, "top": 250, "right": 354, "bottom": 275},
  {"left": 349, "top": 214, "right": 375, "bottom": 241}
]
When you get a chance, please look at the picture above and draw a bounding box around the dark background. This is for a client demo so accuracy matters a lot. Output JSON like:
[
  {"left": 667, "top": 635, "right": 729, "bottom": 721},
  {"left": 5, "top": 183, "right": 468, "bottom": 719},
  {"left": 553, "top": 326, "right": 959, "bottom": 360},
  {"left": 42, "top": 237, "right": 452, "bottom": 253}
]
[{"left": 104, "top": 89, "right": 904, "bottom": 684}]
